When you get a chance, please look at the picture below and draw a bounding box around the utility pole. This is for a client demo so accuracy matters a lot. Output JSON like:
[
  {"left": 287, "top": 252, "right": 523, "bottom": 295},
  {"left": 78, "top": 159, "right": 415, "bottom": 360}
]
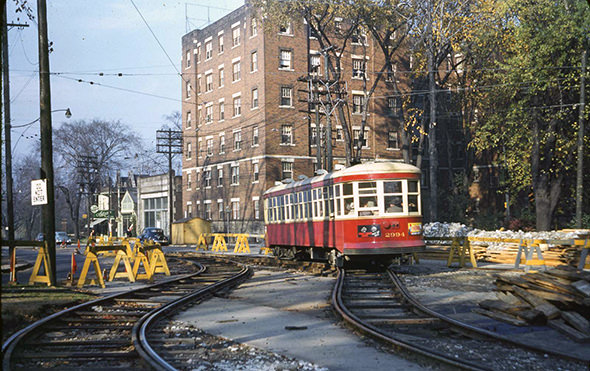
[
  {"left": 576, "top": 46, "right": 587, "bottom": 228},
  {"left": 156, "top": 129, "right": 183, "bottom": 237},
  {"left": 3, "top": 4, "right": 29, "bottom": 283},
  {"left": 427, "top": 0, "right": 438, "bottom": 222},
  {"left": 38, "top": 0, "right": 57, "bottom": 285},
  {"left": 323, "top": 52, "right": 333, "bottom": 172}
]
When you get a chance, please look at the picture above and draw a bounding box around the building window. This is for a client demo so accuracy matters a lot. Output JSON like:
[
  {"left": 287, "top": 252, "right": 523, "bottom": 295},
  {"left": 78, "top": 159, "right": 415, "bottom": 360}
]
[
  {"left": 219, "top": 68, "right": 224, "bottom": 87},
  {"left": 251, "top": 88, "right": 259, "bottom": 109},
  {"left": 311, "top": 125, "right": 318, "bottom": 145},
  {"left": 281, "top": 124, "right": 293, "bottom": 145},
  {"left": 232, "top": 27, "right": 240, "bottom": 47},
  {"left": 187, "top": 173, "right": 192, "bottom": 189},
  {"left": 251, "top": 51, "right": 258, "bottom": 72},
  {"left": 186, "top": 50, "right": 191, "bottom": 68},
  {"left": 280, "top": 86, "right": 292, "bottom": 106},
  {"left": 197, "top": 76, "right": 202, "bottom": 94},
  {"left": 186, "top": 81, "right": 191, "bottom": 99},
  {"left": 143, "top": 197, "right": 168, "bottom": 229},
  {"left": 219, "top": 102, "right": 225, "bottom": 121},
  {"left": 205, "top": 41, "right": 212, "bottom": 60},
  {"left": 205, "top": 105, "right": 213, "bottom": 123},
  {"left": 219, "top": 134, "right": 225, "bottom": 153},
  {"left": 218, "top": 200, "right": 224, "bottom": 219},
  {"left": 279, "top": 49, "right": 292, "bottom": 70},
  {"left": 351, "top": 28, "right": 367, "bottom": 44},
  {"left": 279, "top": 23, "right": 292, "bottom": 35},
  {"left": 186, "top": 142, "right": 192, "bottom": 159},
  {"left": 204, "top": 202, "right": 212, "bottom": 220},
  {"left": 218, "top": 35, "right": 224, "bottom": 53},
  {"left": 187, "top": 203, "right": 192, "bottom": 218},
  {"left": 252, "top": 126, "right": 259, "bottom": 146},
  {"left": 231, "top": 164, "right": 239, "bottom": 185},
  {"left": 204, "top": 169, "right": 212, "bottom": 187},
  {"left": 254, "top": 199, "right": 260, "bottom": 219},
  {"left": 352, "top": 58, "right": 366, "bottom": 79},
  {"left": 218, "top": 168, "right": 223, "bottom": 186},
  {"left": 253, "top": 162, "right": 259, "bottom": 182},
  {"left": 352, "top": 94, "right": 365, "bottom": 114},
  {"left": 206, "top": 138, "right": 213, "bottom": 155},
  {"left": 353, "top": 128, "right": 369, "bottom": 148},
  {"left": 196, "top": 45, "right": 201, "bottom": 63},
  {"left": 387, "top": 131, "right": 399, "bottom": 149},
  {"left": 232, "top": 61, "right": 241, "bottom": 82},
  {"left": 311, "top": 54, "right": 321, "bottom": 76},
  {"left": 282, "top": 161, "right": 293, "bottom": 179},
  {"left": 336, "top": 127, "right": 344, "bottom": 141},
  {"left": 233, "top": 131, "right": 242, "bottom": 150},
  {"left": 388, "top": 97, "right": 401, "bottom": 116},
  {"left": 231, "top": 200, "right": 240, "bottom": 220},
  {"left": 186, "top": 111, "right": 192, "bottom": 128},
  {"left": 251, "top": 18, "right": 258, "bottom": 36},
  {"left": 205, "top": 74, "right": 213, "bottom": 92},
  {"left": 233, "top": 96, "right": 241, "bottom": 117}
]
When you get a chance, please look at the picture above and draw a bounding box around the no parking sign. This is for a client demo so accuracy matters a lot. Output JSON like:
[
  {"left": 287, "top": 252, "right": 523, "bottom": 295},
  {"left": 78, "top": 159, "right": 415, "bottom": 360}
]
[{"left": 31, "top": 179, "right": 48, "bottom": 205}]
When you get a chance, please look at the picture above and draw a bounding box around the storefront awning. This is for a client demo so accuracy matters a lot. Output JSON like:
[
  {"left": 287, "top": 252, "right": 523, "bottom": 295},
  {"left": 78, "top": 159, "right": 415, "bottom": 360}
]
[{"left": 90, "top": 218, "right": 107, "bottom": 227}]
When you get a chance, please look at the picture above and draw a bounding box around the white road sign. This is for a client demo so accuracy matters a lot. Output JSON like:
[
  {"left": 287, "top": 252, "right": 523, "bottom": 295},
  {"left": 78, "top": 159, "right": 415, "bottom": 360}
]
[{"left": 31, "top": 179, "right": 48, "bottom": 205}]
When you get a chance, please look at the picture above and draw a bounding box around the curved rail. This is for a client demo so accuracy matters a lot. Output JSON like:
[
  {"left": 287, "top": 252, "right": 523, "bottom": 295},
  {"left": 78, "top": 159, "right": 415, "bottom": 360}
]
[
  {"left": 133, "top": 263, "right": 251, "bottom": 370},
  {"left": 332, "top": 268, "right": 486, "bottom": 370}
]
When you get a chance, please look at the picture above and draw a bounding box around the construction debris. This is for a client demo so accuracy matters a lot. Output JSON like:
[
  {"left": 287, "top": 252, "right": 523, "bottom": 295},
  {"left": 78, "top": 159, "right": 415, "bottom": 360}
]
[{"left": 476, "top": 266, "right": 590, "bottom": 342}]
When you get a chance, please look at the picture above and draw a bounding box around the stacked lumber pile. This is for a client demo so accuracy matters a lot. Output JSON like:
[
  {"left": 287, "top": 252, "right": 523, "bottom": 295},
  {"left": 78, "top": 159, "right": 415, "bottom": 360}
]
[
  {"left": 477, "top": 244, "right": 581, "bottom": 267},
  {"left": 418, "top": 244, "right": 488, "bottom": 261},
  {"left": 475, "top": 266, "right": 590, "bottom": 342}
]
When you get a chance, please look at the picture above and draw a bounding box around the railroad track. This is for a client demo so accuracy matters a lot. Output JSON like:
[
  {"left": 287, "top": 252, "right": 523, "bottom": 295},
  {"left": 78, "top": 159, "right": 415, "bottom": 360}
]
[
  {"left": 2, "top": 257, "right": 250, "bottom": 370},
  {"left": 332, "top": 268, "right": 588, "bottom": 371}
]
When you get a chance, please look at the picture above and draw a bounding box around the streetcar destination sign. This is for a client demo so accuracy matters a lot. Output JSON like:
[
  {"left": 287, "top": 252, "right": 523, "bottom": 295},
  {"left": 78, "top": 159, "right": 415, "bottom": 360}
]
[{"left": 31, "top": 179, "right": 48, "bottom": 205}]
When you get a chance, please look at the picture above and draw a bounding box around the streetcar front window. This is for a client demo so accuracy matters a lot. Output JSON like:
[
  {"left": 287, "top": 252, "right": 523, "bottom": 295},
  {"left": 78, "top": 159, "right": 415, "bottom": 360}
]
[
  {"left": 358, "top": 182, "right": 378, "bottom": 216},
  {"left": 384, "top": 180, "right": 404, "bottom": 214}
]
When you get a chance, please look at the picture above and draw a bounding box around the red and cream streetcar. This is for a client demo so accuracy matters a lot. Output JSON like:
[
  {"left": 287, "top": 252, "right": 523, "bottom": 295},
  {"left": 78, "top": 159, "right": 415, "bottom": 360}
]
[{"left": 263, "top": 161, "right": 424, "bottom": 266}]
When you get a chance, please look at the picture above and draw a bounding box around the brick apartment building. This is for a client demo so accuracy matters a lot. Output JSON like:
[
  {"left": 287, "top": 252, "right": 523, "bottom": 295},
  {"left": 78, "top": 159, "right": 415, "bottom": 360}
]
[{"left": 181, "top": 4, "right": 410, "bottom": 233}]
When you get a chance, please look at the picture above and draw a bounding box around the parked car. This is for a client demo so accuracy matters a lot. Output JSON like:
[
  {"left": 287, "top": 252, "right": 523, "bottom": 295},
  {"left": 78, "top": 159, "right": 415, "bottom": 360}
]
[
  {"left": 138, "top": 227, "right": 169, "bottom": 246},
  {"left": 55, "top": 231, "right": 72, "bottom": 244}
]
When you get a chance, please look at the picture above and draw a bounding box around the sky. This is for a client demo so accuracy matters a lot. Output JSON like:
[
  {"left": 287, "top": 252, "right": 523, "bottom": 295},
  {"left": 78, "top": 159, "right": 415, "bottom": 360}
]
[{"left": 6, "top": 0, "right": 244, "bottom": 159}]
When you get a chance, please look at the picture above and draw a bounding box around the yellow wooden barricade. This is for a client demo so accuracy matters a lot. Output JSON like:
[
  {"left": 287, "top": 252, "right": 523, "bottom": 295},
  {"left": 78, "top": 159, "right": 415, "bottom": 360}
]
[
  {"left": 577, "top": 239, "right": 589, "bottom": 270},
  {"left": 108, "top": 241, "right": 136, "bottom": 283},
  {"left": 446, "top": 237, "right": 477, "bottom": 268},
  {"left": 515, "top": 239, "right": 546, "bottom": 272},
  {"left": 196, "top": 233, "right": 209, "bottom": 251},
  {"left": 234, "top": 234, "right": 250, "bottom": 253},
  {"left": 148, "top": 245, "right": 170, "bottom": 276},
  {"left": 260, "top": 246, "right": 273, "bottom": 255},
  {"left": 29, "top": 242, "right": 53, "bottom": 286},
  {"left": 133, "top": 241, "right": 153, "bottom": 281},
  {"left": 211, "top": 234, "right": 228, "bottom": 252},
  {"left": 77, "top": 247, "right": 106, "bottom": 288}
]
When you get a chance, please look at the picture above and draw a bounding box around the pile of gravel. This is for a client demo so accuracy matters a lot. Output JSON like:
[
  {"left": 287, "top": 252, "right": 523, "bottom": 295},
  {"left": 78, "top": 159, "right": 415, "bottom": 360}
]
[{"left": 423, "top": 222, "right": 586, "bottom": 250}]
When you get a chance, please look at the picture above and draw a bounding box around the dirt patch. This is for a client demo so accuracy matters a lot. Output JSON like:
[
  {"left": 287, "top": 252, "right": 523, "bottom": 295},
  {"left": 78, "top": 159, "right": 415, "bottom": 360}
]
[{"left": 1, "top": 287, "right": 96, "bottom": 343}]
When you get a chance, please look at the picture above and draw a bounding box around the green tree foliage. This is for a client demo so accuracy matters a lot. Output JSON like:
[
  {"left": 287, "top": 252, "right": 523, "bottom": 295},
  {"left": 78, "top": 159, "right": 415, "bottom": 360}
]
[{"left": 468, "top": 0, "right": 590, "bottom": 230}]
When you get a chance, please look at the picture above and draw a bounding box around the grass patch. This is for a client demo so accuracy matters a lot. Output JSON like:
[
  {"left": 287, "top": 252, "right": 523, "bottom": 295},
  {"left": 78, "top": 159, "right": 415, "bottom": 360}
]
[{"left": 1, "top": 287, "right": 96, "bottom": 343}]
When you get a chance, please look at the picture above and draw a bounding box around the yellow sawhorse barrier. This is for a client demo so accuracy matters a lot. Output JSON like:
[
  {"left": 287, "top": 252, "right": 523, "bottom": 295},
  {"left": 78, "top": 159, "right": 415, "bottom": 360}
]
[
  {"left": 515, "top": 239, "right": 546, "bottom": 272},
  {"left": 133, "top": 242, "right": 154, "bottom": 281},
  {"left": 29, "top": 243, "right": 53, "bottom": 286},
  {"left": 260, "top": 246, "right": 273, "bottom": 255},
  {"left": 108, "top": 241, "right": 136, "bottom": 283},
  {"left": 233, "top": 234, "right": 250, "bottom": 253},
  {"left": 148, "top": 244, "right": 170, "bottom": 276},
  {"left": 196, "top": 233, "right": 209, "bottom": 251},
  {"left": 577, "top": 239, "right": 589, "bottom": 270},
  {"left": 77, "top": 247, "right": 107, "bottom": 288},
  {"left": 211, "top": 234, "right": 228, "bottom": 252},
  {"left": 447, "top": 237, "right": 477, "bottom": 268}
]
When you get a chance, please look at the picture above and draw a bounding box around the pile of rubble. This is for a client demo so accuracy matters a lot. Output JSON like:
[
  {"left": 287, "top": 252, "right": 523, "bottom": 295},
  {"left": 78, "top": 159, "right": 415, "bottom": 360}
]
[{"left": 476, "top": 266, "right": 590, "bottom": 342}]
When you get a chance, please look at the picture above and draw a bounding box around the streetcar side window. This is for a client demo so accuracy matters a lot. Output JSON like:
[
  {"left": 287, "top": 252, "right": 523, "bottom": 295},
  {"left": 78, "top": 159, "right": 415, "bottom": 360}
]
[
  {"left": 291, "top": 194, "right": 296, "bottom": 220},
  {"left": 312, "top": 189, "right": 318, "bottom": 218},
  {"left": 408, "top": 180, "right": 420, "bottom": 213},
  {"left": 384, "top": 180, "right": 404, "bottom": 214},
  {"left": 323, "top": 187, "right": 330, "bottom": 218},
  {"left": 334, "top": 184, "right": 342, "bottom": 216},
  {"left": 358, "top": 181, "right": 378, "bottom": 216},
  {"left": 343, "top": 182, "right": 355, "bottom": 215},
  {"left": 328, "top": 186, "right": 334, "bottom": 217}
]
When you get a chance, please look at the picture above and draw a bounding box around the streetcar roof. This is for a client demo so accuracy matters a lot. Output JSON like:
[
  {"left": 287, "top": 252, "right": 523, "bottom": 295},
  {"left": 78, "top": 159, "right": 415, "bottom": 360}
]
[{"left": 264, "top": 161, "right": 420, "bottom": 196}]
